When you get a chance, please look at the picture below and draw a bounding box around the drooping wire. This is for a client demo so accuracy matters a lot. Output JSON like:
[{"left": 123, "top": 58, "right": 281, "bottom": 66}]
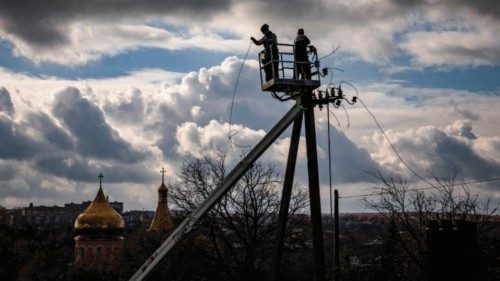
[
  {"left": 319, "top": 44, "right": 341, "bottom": 61},
  {"left": 227, "top": 41, "right": 253, "bottom": 149},
  {"left": 357, "top": 97, "right": 437, "bottom": 188},
  {"left": 339, "top": 177, "right": 500, "bottom": 199},
  {"left": 328, "top": 108, "right": 341, "bottom": 127},
  {"left": 332, "top": 82, "right": 500, "bottom": 199},
  {"left": 340, "top": 103, "right": 350, "bottom": 129},
  {"left": 337, "top": 80, "right": 437, "bottom": 188},
  {"left": 321, "top": 79, "right": 500, "bottom": 200},
  {"left": 339, "top": 81, "right": 359, "bottom": 98}
]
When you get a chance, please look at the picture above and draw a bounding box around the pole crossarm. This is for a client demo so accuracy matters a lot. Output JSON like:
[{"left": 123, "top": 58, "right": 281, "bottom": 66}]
[{"left": 129, "top": 104, "right": 304, "bottom": 281}]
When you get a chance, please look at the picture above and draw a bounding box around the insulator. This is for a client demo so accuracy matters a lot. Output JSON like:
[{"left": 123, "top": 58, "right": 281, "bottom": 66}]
[
  {"left": 337, "top": 86, "right": 343, "bottom": 98},
  {"left": 318, "top": 91, "right": 323, "bottom": 99},
  {"left": 330, "top": 87, "right": 336, "bottom": 98},
  {"left": 335, "top": 99, "right": 341, "bottom": 106},
  {"left": 352, "top": 96, "right": 357, "bottom": 103}
]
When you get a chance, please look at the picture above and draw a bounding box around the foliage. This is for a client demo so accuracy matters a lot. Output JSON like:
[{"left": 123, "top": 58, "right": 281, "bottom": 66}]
[
  {"left": 363, "top": 170, "right": 499, "bottom": 281},
  {"left": 168, "top": 151, "right": 309, "bottom": 280}
]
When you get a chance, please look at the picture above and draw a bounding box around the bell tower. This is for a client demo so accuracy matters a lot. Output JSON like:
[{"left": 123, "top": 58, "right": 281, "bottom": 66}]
[{"left": 148, "top": 167, "right": 173, "bottom": 232}]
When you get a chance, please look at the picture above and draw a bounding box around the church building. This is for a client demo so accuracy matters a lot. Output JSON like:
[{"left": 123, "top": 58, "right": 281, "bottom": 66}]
[
  {"left": 74, "top": 173, "right": 125, "bottom": 269},
  {"left": 148, "top": 167, "right": 174, "bottom": 232}
]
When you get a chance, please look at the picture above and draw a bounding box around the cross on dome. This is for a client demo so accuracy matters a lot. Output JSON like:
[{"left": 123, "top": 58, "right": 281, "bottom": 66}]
[
  {"left": 98, "top": 173, "right": 104, "bottom": 188},
  {"left": 160, "top": 167, "right": 166, "bottom": 184}
]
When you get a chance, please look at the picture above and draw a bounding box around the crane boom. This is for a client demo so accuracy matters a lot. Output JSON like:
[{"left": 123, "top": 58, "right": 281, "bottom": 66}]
[{"left": 129, "top": 103, "right": 304, "bottom": 281}]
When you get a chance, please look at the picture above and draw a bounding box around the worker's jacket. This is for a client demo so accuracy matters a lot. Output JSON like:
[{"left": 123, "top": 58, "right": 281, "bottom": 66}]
[
  {"left": 254, "top": 31, "right": 279, "bottom": 59},
  {"left": 294, "top": 35, "right": 310, "bottom": 61}
]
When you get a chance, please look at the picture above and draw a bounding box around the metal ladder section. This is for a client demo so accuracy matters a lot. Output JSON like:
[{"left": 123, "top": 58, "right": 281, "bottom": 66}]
[{"left": 129, "top": 104, "right": 304, "bottom": 281}]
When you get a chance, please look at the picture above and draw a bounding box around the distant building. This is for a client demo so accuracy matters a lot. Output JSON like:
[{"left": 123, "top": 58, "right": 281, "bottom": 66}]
[
  {"left": 8, "top": 200, "right": 122, "bottom": 229},
  {"left": 74, "top": 174, "right": 125, "bottom": 269},
  {"left": 123, "top": 210, "right": 155, "bottom": 225},
  {"left": 148, "top": 167, "right": 173, "bottom": 232}
]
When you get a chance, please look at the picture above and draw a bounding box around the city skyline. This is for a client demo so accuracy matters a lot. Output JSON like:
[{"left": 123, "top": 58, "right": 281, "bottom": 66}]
[{"left": 0, "top": 1, "right": 499, "bottom": 212}]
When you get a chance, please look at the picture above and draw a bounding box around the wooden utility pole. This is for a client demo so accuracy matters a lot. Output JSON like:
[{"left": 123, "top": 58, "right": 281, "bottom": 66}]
[{"left": 334, "top": 189, "right": 340, "bottom": 280}]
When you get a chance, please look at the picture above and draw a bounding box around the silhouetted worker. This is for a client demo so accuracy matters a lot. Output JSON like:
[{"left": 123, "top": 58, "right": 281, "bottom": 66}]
[
  {"left": 251, "top": 24, "right": 279, "bottom": 81},
  {"left": 294, "top": 28, "right": 311, "bottom": 79}
]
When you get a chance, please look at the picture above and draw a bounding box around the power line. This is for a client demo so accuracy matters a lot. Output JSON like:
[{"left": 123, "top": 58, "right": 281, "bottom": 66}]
[
  {"left": 339, "top": 177, "right": 500, "bottom": 199},
  {"left": 327, "top": 85, "right": 500, "bottom": 200},
  {"left": 227, "top": 41, "right": 253, "bottom": 149},
  {"left": 357, "top": 97, "right": 438, "bottom": 188},
  {"left": 319, "top": 44, "right": 340, "bottom": 61}
]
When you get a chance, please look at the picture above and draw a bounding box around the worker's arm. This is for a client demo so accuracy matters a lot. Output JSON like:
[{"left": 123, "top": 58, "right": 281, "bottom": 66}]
[{"left": 251, "top": 36, "right": 265, "bottom": 45}]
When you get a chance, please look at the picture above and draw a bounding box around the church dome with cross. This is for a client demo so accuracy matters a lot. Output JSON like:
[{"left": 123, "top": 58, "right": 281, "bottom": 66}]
[
  {"left": 148, "top": 167, "right": 173, "bottom": 232},
  {"left": 74, "top": 173, "right": 125, "bottom": 269},
  {"left": 74, "top": 173, "right": 124, "bottom": 234}
]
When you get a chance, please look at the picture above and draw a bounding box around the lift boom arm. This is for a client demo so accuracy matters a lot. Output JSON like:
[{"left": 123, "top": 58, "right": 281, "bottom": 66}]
[{"left": 129, "top": 104, "right": 304, "bottom": 281}]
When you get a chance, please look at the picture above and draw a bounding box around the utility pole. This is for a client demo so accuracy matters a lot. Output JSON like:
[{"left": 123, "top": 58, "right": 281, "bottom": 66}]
[
  {"left": 334, "top": 189, "right": 340, "bottom": 280},
  {"left": 129, "top": 43, "right": 355, "bottom": 281},
  {"left": 303, "top": 91, "right": 326, "bottom": 281}
]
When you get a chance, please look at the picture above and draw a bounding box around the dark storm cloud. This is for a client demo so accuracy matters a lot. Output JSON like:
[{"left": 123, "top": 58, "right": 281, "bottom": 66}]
[
  {"left": 0, "top": 162, "right": 15, "bottom": 180},
  {"left": 26, "top": 111, "right": 75, "bottom": 150},
  {"left": 154, "top": 103, "right": 185, "bottom": 161},
  {"left": 0, "top": 115, "right": 40, "bottom": 159},
  {"left": 36, "top": 154, "right": 155, "bottom": 183},
  {"left": 52, "top": 87, "right": 147, "bottom": 162},
  {"left": 318, "top": 126, "right": 389, "bottom": 184},
  {"left": 431, "top": 130, "right": 500, "bottom": 179},
  {"left": 248, "top": 0, "right": 330, "bottom": 18},
  {"left": 444, "top": 0, "right": 500, "bottom": 19},
  {"left": 0, "top": 0, "right": 232, "bottom": 47},
  {"left": 0, "top": 87, "right": 14, "bottom": 117},
  {"left": 390, "top": 0, "right": 500, "bottom": 19},
  {"left": 388, "top": 126, "right": 500, "bottom": 181}
]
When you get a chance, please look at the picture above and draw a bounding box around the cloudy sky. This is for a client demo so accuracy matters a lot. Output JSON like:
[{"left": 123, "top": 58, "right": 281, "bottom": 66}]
[{"left": 0, "top": 0, "right": 499, "bottom": 212}]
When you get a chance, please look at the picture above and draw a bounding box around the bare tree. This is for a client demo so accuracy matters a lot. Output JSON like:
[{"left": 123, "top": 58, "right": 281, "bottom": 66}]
[
  {"left": 169, "top": 151, "right": 308, "bottom": 280},
  {"left": 364, "top": 170, "right": 499, "bottom": 280}
]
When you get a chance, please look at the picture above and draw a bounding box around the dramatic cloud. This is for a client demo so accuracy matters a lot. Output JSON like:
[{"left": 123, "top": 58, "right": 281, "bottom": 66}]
[
  {"left": 0, "top": 0, "right": 231, "bottom": 46},
  {"left": 1, "top": 0, "right": 498, "bottom": 67},
  {"left": 35, "top": 154, "right": 154, "bottom": 183},
  {"left": 369, "top": 120, "right": 500, "bottom": 181},
  {"left": 0, "top": 115, "right": 41, "bottom": 160},
  {"left": 0, "top": 56, "right": 499, "bottom": 211},
  {"left": 315, "top": 120, "right": 389, "bottom": 184},
  {"left": 0, "top": 87, "right": 14, "bottom": 116},
  {"left": 103, "top": 88, "right": 146, "bottom": 125},
  {"left": 401, "top": 28, "right": 500, "bottom": 67},
  {"left": 52, "top": 87, "right": 147, "bottom": 162},
  {"left": 25, "top": 111, "right": 75, "bottom": 150}
]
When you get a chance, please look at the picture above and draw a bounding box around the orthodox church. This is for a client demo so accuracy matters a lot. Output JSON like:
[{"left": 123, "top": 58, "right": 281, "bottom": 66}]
[
  {"left": 74, "top": 173, "right": 124, "bottom": 268},
  {"left": 74, "top": 169, "right": 173, "bottom": 268},
  {"left": 148, "top": 167, "right": 174, "bottom": 232}
]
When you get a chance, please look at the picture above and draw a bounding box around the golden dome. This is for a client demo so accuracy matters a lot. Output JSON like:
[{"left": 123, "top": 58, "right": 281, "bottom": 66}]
[
  {"left": 74, "top": 187, "right": 125, "bottom": 230},
  {"left": 148, "top": 180, "right": 173, "bottom": 232}
]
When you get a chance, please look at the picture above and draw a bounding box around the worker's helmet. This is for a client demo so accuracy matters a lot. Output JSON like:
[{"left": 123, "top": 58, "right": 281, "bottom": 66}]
[
  {"left": 261, "top": 24, "right": 269, "bottom": 33},
  {"left": 298, "top": 28, "right": 304, "bottom": 35}
]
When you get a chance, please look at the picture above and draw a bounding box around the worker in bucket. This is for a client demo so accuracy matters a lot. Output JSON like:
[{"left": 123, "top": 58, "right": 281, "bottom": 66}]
[
  {"left": 294, "top": 28, "right": 311, "bottom": 79},
  {"left": 251, "top": 24, "right": 279, "bottom": 81}
]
